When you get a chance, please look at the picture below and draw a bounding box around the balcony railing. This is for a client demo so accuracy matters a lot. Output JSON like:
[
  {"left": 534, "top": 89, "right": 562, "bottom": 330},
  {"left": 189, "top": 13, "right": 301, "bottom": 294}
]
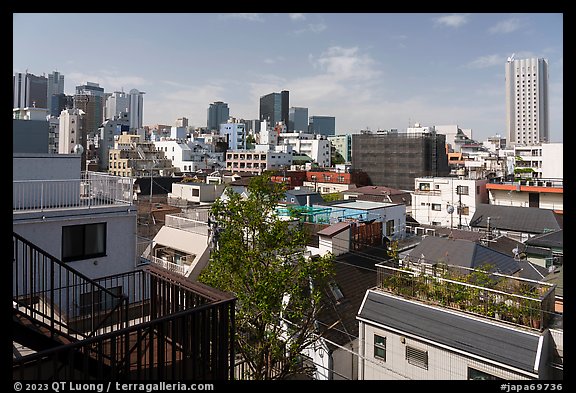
[
  {"left": 165, "top": 212, "right": 210, "bottom": 236},
  {"left": 13, "top": 171, "right": 134, "bottom": 212},
  {"left": 149, "top": 256, "right": 189, "bottom": 276},
  {"left": 13, "top": 265, "right": 236, "bottom": 380},
  {"left": 376, "top": 261, "right": 556, "bottom": 331}
]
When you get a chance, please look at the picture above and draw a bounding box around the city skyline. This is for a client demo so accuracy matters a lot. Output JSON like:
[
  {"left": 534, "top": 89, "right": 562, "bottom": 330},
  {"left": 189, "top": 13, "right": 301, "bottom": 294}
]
[{"left": 13, "top": 13, "right": 563, "bottom": 142}]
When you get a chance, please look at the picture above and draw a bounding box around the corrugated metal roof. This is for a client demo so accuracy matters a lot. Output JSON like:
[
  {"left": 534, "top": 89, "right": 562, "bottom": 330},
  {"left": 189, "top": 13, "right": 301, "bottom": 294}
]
[
  {"left": 358, "top": 290, "right": 541, "bottom": 375},
  {"left": 525, "top": 229, "right": 563, "bottom": 249}
]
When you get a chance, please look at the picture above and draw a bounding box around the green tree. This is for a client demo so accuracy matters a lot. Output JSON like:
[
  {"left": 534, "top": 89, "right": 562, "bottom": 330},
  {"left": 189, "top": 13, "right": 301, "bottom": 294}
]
[{"left": 199, "top": 173, "right": 334, "bottom": 380}]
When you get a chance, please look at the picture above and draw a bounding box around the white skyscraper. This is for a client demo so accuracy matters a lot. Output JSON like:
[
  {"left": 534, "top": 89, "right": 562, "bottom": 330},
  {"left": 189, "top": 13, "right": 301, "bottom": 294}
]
[
  {"left": 505, "top": 57, "right": 549, "bottom": 145},
  {"left": 106, "top": 91, "right": 130, "bottom": 120},
  {"left": 128, "top": 88, "right": 145, "bottom": 131}
]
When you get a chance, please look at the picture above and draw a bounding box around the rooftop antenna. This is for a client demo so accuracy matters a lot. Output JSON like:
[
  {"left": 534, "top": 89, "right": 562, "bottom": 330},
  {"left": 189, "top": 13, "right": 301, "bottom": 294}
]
[{"left": 507, "top": 53, "right": 515, "bottom": 63}]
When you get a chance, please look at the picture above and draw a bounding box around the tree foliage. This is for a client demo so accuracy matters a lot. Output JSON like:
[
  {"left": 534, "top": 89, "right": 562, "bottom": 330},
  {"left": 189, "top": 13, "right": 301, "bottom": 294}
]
[{"left": 199, "top": 172, "right": 334, "bottom": 380}]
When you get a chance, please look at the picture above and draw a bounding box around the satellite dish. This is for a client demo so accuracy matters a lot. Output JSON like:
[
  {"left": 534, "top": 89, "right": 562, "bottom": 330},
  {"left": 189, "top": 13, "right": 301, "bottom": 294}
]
[
  {"left": 446, "top": 205, "right": 455, "bottom": 214},
  {"left": 73, "top": 144, "right": 84, "bottom": 155}
]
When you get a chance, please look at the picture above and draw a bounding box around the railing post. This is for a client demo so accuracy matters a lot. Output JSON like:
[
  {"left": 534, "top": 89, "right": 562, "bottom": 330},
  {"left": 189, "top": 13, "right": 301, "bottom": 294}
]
[
  {"left": 50, "top": 261, "right": 55, "bottom": 339},
  {"left": 40, "top": 182, "right": 44, "bottom": 212}
]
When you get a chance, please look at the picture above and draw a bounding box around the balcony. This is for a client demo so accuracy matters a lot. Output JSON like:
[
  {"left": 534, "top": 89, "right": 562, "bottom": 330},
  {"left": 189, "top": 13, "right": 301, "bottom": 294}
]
[
  {"left": 13, "top": 171, "right": 134, "bottom": 213},
  {"left": 13, "top": 232, "right": 236, "bottom": 380},
  {"left": 376, "top": 261, "right": 556, "bottom": 331}
]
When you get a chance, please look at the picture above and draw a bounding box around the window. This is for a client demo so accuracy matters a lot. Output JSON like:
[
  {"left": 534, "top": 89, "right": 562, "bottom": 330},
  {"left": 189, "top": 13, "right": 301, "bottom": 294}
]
[
  {"left": 467, "top": 367, "right": 503, "bottom": 380},
  {"left": 62, "top": 223, "right": 107, "bottom": 262},
  {"left": 386, "top": 220, "right": 394, "bottom": 236},
  {"left": 406, "top": 345, "right": 428, "bottom": 369},
  {"left": 456, "top": 185, "right": 469, "bottom": 195},
  {"left": 374, "top": 335, "right": 386, "bottom": 361},
  {"left": 431, "top": 203, "right": 441, "bottom": 211},
  {"left": 419, "top": 183, "right": 430, "bottom": 191}
]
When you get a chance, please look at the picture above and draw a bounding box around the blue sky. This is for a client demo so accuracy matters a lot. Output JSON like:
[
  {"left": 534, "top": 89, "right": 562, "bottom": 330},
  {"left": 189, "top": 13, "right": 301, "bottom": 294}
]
[{"left": 13, "top": 13, "right": 563, "bottom": 142}]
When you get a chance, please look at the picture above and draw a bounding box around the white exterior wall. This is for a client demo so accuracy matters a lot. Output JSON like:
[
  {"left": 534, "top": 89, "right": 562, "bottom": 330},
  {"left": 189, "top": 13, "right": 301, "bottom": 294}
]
[
  {"left": 318, "top": 228, "right": 350, "bottom": 257},
  {"left": 488, "top": 188, "right": 563, "bottom": 211},
  {"left": 358, "top": 321, "right": 537, "bottom": 380},
  {"left": 128, "top": 89, "right": 145, "bottom": 131},
  {"left": 220, "top": 123, "right": 245, "bottom": 150},
  {"left": 13, "top": 211, "right": 137, "bottom": 279},
  {"left": 505, "top": 58, "right": 549, "bottom": 145},
  {"left": 105, "top": 91, "right": 130, "bottom": 120},
  {"left": 541, "top": 143, "right": 563, "bottom": 179},
  {"left": 58, "top": 109, "right": 83, "bottom": 155},
  {"left": 169, "top": 182, "right": 225, "bottom": 203},
  {"left": 411, "top": 177, "right": 488, "bottom": 228},
  {"left": 303, "top": 181, "right": 356, "bottom": 194}
]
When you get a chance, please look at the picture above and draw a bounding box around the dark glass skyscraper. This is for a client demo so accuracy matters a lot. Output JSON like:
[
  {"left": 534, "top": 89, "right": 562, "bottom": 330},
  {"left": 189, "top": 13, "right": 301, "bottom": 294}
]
[
  {"left": 259, "top": 90, "right": 289, "bottom": 126},
  {"left": 207, "top": 101, "right": 230, "bottom": 131}
]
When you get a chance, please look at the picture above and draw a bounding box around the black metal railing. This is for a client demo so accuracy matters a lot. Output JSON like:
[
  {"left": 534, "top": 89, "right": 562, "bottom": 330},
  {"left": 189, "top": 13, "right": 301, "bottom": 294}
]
[
  {"left": 13, "top": 265, "right": 236, "bottom": 380},
  {"left": 13, "top": 232, "right": 129, "bottom": 340}
]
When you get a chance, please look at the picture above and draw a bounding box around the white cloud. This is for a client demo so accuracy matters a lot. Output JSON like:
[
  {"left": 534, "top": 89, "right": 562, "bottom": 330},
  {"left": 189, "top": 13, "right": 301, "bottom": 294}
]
[
  {"left": 433, "top": 14, "right": 470, "bottom": 28},
  {"left": 289, "top": 13, "right": 306, "bottom": 21},
  {"left": 219, "top": 13, "right": 264, "bottom": 22},
  {"left": 294, "top": 23, "right": 327, "bottom": 34},
  {"left": 264, "top": 56, "right": 285, "bottom": 65},
  {"left": 312, "top": 46, "right": 380, "bottom": 80},
  {"left": 489, "top": 18, "right": 522, "bottom": 34},
  {"left": 466, "top": 54, "right": 503, "bottom": 69}
]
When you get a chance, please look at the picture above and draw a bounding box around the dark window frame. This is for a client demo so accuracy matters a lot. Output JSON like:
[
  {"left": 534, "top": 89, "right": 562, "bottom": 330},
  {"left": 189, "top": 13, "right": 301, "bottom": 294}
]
[{"left": 62, "top": 222, "right": 107, "bottom": 262}]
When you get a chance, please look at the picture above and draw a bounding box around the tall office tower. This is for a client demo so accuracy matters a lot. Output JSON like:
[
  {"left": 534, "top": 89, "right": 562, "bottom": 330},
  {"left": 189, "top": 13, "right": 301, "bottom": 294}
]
[
  {"left": 207, "top": 101, "right": 230, "bottom": 131},
  {"left": 13, "top": 72, "right": 48, "bottom": 109},
  {"left": 106, "top": 91, "right": 130, "bottom": 120},
  {"left": 47, "top": 71, "right": 64, "bottom": 115},
  {"left": 74, "top": 82, "right": 106, "bottom": 137},
  {"left": 309, "top": 115, "right": 336, "bottom": 136},
  {"left": 288, "top": 107, "right": 308, "bottom": 132},
  {"left": 259, "top": 90, "right": 289, "bottom": 126},
  {"left": 505, "top": 57, "right": 549, "bottom": 145},
  {"left": 128, "top": 89, "right": 145, "bottom": 131}
]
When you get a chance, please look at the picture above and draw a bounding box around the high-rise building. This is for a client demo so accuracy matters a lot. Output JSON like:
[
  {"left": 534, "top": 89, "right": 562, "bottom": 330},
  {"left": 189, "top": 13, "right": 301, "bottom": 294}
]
[
  {"left": 59, "top": 108, "right": 87, "bottom": 170},
  {"left": 259, "top": 90, "right": 289, "bottom": 126},
  {"left": 13, "top": 72, "right": 48, "bottom": 109},
  {"left": 309, "top": 115, "right": 336, "bottom": 136},
  {"left": 51, "top": 93, "right": 74, "bottom": 117},
  {"left": 207, "top": 101, "right": 230, "bottom": 131},
  {"left": 74, "top": 82, "right": 106, "bottom": 137},
  {"left": 47, "top": 71, "right": 64, "bottom": 115},
  {"left": 128, "top": 89, "right": 145, "bottom": 131},
  {"left": 106, "top": 91, "right": 130, "bottom": 120},
  {"left": 505, "top": 57, "right": 549, "bottom": 145},
  {"left": 288, "top": 107, "right": 308, "bottom": 132}
]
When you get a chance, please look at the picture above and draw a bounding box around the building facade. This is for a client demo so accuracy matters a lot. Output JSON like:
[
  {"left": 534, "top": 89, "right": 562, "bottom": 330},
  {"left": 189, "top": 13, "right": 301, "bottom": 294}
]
[
  {"left": 128, "top": 88, "right": 145, "bottom": 132},
  {"left": 309, "top": 115, "right": 336, "bottom": 136},
  {"left": 220, "top": 122, "right": 246, "bottom": 150},
  {"left": 47, "top": 71, "right": 64, "bottom": 117},
  {"left": 225, "top": 146, "right": 293, "bottom": 174},
  {"left": 505, "top": 57, "right": 549, "bottom": 145},
  {"left": 351, "top": 132, "right": 450, "bottom": 191},
  {"left": 13, "top": 72, "right": 48, "bottom": 109},
  {"left": 259, "top": 91, "right": 289, "bottom": 126},
  {"left": 328, "top": 134, "right": 352, "bottom": 163},
  {"left": 207, "top": 101, "right": 230, "bottom": 131},
  {"left": 411, "top": 177, "right": 488, "bottom": 229},
  {"left": 288, "top": 106, "right": 308, "bottom": 132}
]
